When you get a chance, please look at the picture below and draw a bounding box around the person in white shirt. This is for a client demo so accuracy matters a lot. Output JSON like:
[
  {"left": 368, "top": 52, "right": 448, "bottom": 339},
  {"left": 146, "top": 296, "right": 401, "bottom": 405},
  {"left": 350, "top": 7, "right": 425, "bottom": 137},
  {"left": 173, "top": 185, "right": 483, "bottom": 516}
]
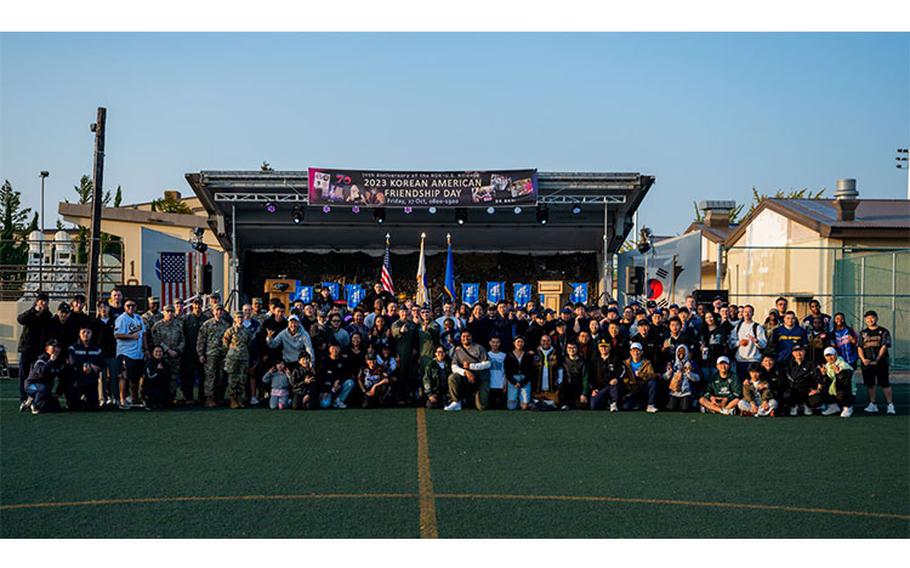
[
  {"left": 728, "top": 304, "right": 767, "bottom": 380},
  {"left": 487, "top": 337, "right": 507, "bottom": 409},
  {"left": 445, "top": 331, "right": 491, "bottom": 412}
]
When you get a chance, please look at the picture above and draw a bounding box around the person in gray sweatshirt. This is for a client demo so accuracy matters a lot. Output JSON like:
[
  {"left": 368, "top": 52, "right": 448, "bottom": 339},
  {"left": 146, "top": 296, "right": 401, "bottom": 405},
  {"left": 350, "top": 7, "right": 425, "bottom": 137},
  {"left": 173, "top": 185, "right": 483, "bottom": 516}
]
[{"left": 266, "top": 315, "right": 315, "bottom": 369}]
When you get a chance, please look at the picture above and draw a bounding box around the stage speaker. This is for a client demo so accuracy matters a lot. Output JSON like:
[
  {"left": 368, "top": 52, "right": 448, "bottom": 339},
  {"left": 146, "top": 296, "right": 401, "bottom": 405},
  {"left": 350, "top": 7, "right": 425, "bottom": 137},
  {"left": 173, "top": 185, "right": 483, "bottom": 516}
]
[
  {"left": 625, "top": 266, "right": 645, "bottom": 295},
  {"left": 117, "top": 284, "right": 152, "bottom": 311}
]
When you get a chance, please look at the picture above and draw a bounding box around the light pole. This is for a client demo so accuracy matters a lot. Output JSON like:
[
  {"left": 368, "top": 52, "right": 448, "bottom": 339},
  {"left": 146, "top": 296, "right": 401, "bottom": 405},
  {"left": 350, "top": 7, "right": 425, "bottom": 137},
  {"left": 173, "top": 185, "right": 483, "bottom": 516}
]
[
  {"left": 38, "top": 171, "right": 49, "bottom": 293},
  {"left": 897, "top": 148, "right": 909, "bottom": 199}
]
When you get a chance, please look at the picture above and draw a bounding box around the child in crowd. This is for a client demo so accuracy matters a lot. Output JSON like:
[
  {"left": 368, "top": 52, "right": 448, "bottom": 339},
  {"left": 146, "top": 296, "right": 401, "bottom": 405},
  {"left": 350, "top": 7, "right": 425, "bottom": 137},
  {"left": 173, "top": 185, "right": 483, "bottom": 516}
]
[
  {"left": 143, "top": 345, "right": 172, "bottom": 409},
  {"left": 738, "top": 363, "right": 777, "bottom": 417},
  {"left": 289, "top": 354, "right": 317, "bottom": 410},
  {"left": 263, "top": 360, "right": 292, "bottom": 410}
]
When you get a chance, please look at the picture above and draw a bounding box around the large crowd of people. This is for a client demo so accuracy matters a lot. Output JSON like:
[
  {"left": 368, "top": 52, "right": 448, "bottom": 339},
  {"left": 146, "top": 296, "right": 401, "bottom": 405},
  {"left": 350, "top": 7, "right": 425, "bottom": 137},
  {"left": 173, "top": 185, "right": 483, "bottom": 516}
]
[{"left": 15, "top": 283, "right": 896, "bottom": 418}]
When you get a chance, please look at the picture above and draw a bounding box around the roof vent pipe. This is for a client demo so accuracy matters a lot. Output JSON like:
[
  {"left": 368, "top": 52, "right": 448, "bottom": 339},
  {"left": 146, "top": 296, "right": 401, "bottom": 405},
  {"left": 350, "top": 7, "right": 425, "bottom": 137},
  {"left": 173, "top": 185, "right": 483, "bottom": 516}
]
[{"left": 834, "top": 179, "right": 859, "bottom": 221}]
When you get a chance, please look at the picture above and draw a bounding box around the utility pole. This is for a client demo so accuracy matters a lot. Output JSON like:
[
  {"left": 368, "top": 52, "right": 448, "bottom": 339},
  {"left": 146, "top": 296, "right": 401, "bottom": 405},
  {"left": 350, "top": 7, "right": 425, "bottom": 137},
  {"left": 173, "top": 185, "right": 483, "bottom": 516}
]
[
  {"left": 38, "top": 171, "right": 49, "bottom": 293},
  {"left": 897, "top": 148, "right": 909, "bottom": 199},
  {"left": 86, "top": 107, "right": 106, "bottom": 315}
]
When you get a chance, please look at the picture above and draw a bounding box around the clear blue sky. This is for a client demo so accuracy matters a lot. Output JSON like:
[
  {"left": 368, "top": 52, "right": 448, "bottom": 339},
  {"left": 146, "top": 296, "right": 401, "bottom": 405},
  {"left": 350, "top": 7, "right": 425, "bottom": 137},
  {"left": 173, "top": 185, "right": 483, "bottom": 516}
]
[{"left": 1, "top": 33, "right": 907, "bottom": 233}]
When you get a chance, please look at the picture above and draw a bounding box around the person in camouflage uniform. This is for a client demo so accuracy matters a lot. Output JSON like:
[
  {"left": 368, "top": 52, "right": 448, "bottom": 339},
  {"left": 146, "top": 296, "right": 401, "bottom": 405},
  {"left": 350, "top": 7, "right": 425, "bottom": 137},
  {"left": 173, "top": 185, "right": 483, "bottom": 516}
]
[
  {"left": 417, "top": 306, "right": 441, "bottom": 376},
  {"left": 150, "top": 304, "right": 185, "bottom": 398},
  {"left": 222, "top": 311, "right": 254, "bottom": 409},
  {"left": 141, "top": 296, "right": 163, "bottom": 332},
  {"left": 196, "top": 304, "right": 230, "bottom": 407}
]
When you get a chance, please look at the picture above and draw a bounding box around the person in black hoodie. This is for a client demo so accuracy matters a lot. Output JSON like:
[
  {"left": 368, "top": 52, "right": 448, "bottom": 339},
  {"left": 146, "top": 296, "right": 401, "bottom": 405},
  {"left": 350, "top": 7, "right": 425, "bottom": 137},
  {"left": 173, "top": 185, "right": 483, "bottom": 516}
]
[
  {"left": 48, "top": 302, "right": 82, "bottom": 353},
  {"left": 560, "top": 342, "right": 589, "bottom": 410},
  {"left": 504, "top": 336, "right": 535, "bottom": 410},
  {"left": 93, "top": 300, "right": 118, "bottom": 406},
  {"left": 16, "top": 293, "right": 53, "bottom": 404},
  {"left": 779, "top": 345, "right": 818, "bottom": 416},
  {"left": 65, "top": 326, "right": 103, "bottom": 410},
  {"left": 143, "top": 346, "right": 172, "bottom": 409},
  {"left": 588, "top": 340, "right": 626, "bottom": 411},
  {"left": 23, "top": 339, "right": 66, "bottom": 414},
  {"left": 629, "top": 319, "right": 661, "bottom": 365}
]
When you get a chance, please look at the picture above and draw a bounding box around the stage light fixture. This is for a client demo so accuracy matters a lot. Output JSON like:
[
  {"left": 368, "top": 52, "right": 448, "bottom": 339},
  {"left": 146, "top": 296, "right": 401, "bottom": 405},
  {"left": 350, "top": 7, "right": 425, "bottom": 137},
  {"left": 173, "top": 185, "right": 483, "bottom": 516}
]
[
  {"left": 322, "top": 205, "right": 331, "bottom": 214},
  {"left": 571, "top": 203, "right": 582, "bottom": 215},
  {"left": 292, "top": 205, "right": 305, "bottom": 224},
  {"left": 374, "top": 208, "right": 386, "bottom": 224},
  {"left": 536, "top": 205, "right": 549, "bottom": 225},
  {"left": 486, "top": 206, "right": 495, "bottom": 214},
  {"left": 455, "top": 208, "right": 468, "bottom": 225},
  {"left": 265, "top": 202, "right": 276, "bottom": 214},
  {"left": 428, "top": 206, "right": 438, "bottom": 214},
  {"left": 352, "top": 205, "right": 361, "bottom": 214},
  {"left": 404, "top": 206, "right": 413, "bottom": 214},
  {"left": 513, "top": 206, "right": 522, "bottom": 214}
]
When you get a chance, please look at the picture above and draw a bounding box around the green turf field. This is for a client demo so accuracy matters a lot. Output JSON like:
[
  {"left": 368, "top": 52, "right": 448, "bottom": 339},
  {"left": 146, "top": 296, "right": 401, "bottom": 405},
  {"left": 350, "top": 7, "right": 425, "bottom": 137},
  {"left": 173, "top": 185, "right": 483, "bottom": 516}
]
[{"left": 2, "top": 380, "right": 908, "bottom": 538}]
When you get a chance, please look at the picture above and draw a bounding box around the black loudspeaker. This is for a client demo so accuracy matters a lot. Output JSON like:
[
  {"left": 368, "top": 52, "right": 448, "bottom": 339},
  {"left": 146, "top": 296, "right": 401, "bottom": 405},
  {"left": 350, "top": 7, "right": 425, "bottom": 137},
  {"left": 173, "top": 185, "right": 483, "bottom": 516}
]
[
  {"left": 117, "top": 285, "right": 152, "bottom": 311},
  {"left": 625, "top": 266, "right": 645, "bottom": 295},
  {"left": 202, "top": 264, "right": 213, "bottom": 294},
  {"left": 693, "top": 289, "right": 728, "bottom": 307}
]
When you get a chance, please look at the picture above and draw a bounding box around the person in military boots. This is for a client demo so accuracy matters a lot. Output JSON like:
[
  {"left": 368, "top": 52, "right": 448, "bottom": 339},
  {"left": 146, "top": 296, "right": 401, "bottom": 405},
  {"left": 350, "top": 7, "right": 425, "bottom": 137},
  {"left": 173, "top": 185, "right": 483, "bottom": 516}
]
[
  {"left": 141, "top": 296, "right": 163, "bottom": 332},
  {"left": 151, "top": 304, "right": 185, "bottom": 399},
  {"left": 181, "top": 298, "right": 205, "bottom": 404},
  {"left": 223, "top": 311, "right": 254, "bottom": 409},
  {"left": 196, "top": 304, "right": 230, "bottom": 407}
]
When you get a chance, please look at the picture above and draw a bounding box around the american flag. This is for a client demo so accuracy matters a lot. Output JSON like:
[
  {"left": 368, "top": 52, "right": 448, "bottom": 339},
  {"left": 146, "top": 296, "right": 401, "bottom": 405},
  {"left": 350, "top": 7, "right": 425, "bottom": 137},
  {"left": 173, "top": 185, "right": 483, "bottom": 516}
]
[
  {"left": 381, "top": 239, "right": 394, "bottom": 294},
  {"left": 160, "top": 251, "right": 206, "bottom": 306}
]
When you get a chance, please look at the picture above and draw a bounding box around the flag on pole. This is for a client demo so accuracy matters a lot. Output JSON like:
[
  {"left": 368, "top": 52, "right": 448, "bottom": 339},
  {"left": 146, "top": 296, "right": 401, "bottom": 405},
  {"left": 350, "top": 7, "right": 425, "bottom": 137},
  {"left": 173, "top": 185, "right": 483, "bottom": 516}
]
[
  {"left": 416, "top": 232, "right": 428, "bottom": 306},
  {"left": 159, "top": 251, "right": 207, "bottom": 306},
  {"left": 444, "top": 233, "right": 455, "bottom": 301},
  {"left": 646, "top": 255, "right": 676, "bottom": 305},
  {"left": 381, "top": 233, "right": 395, "bottom": 295}
]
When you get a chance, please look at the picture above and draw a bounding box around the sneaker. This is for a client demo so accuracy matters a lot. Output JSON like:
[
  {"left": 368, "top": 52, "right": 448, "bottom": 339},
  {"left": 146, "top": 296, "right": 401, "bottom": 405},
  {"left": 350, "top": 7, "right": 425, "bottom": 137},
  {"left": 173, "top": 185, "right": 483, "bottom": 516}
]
[
  {"left": 646, "top": 405, "right": 659, "bottom": 413},
  {"left": 802, "top": 404, "right": 813, "bottom": 416},
  {"left": 119, "top": 400, "right": 130, "bottom": 410},
  {"left": 560, "top": 404, "right": 570, "bottom": 411},
  {"left": 700, "top": 406, "right": 707, "bottom": 414},
  {"left": 444, "top": 400, "right": 462, "bottom": 412},
  {"left": 789, "top": 406, "right": 798, "bottom": 417},
  {"left": 126, "top": 396, "right": 133, "bottom": 405},
  {"left": 840, "top": 406, "right": 853, "bottom": 418},
  {"left": 864, "top": 403, "right": 878, "bottom": 413},
  {"left": 821, "top": 404, "right": 841, "bottom": 416},
  {"left": 31, "top": 405, "right": 39, "bottom": 415},
  {"left": 250, "top": 396, "right": 260, "bottom": 406},
  {"left": 609, "top": 402, "right": 618, "bottom": 412},
  {"left": 333, "top": 399, "right": 348, "bottom": 409},
  {"left": 19, "top": 397, "right": 33, "bottom": 412},
  {"left": 721, "top": 408, "right": 729, "bottom": 415},
  {"left": 886, "top": 403, "right": 896, "bottom": 415}
]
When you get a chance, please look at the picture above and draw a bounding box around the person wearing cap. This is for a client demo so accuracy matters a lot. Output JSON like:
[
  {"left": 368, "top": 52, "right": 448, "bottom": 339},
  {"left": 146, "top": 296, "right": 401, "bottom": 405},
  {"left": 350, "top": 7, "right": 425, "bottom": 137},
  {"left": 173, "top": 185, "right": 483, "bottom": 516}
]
[
  {"left": 180, "top": 297, "right": 207, "bottom": 404},
  {"left": 196, "top": 304, "right": 231, "bottom": 407},
  {"left": 589, "top": 339, "right": 625, "bottom": 411},
  {"left": 222, "top": 311, "right": 254, "bottom": 409},
  {"left": 267, "top": 314, "right": 315, "bottom": 374},
  {"left": 48, "top": 301, "right": 80, "bottom": 353},
  {"left": 22, "top": 339, "right": 66, "bottom": 414},
  {"left": 738, "top": 363, "right": 777, "bottom": 417},
  {"left": 151, "top": 304, "right": 185, "bottom": 400},
  {"left": 699, "top": 356, "right": 742, "bottom": 415},
  {"left": 64, "top": 325, "right": 103, "bottom": 410},
  {"left": 141, "top": 296, "right": 163, "bottom": 331},
  {"left": 173, "top": 299, "right": 185, "bottom": 320},
  {"left": 630, "top": 319, "right": 660, "bottom": 364},
  {"left": 202, "top": 293, "right": 232, "bottom": 325},
  {"left": 858, "top": 310, "right": 894, "bottom": 415},
  {"left": 621, "top": 342, "right": 659, "bottom": 412},
  {"left": 808, "top": 346, "right": 855, "bottom": 418},
  {"left": 778, "top": 344, "right": 817, "bottom": 416},
  {"left": 92, "top": 299, "right": 118, "bottom": 407},
  {"left": 114, "top": 298, "right": 146, "bottom": 409},
  {"left": 550, "top": 319, "right": 570, "bottom": 358},
  {"left": 769, "top": 311, "right": 808, "bottom": 366},
  {"left": 663, "top": 344, "right": 701, "bottom": 412},
  {"left": 16, "top": 292, "right": 53, "bottom": 405}
]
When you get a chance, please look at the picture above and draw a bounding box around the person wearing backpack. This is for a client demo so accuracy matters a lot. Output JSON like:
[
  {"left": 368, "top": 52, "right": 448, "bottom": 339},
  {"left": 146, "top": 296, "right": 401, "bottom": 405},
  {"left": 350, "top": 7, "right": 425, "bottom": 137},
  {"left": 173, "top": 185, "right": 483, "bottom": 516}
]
[{"left": 729, "top": 305, "right": 767, "bottom": 380}]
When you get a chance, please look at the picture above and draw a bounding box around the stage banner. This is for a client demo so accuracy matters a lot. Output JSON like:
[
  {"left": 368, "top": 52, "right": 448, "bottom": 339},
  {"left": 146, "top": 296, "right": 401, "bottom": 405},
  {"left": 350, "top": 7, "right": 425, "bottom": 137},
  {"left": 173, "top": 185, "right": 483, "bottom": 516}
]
[
  {"left": 345, "top": 284, "right": 364, "bottom": 309},
  {"left": 486, "top": 281, "right": 505, "bottom": 304},
  {"left": 293, "top": 283, "right": 313, "bottom": 304},
  {"left": 513, "top": 283, "right": 532, "bottom": 306},
  {"left": 569, "top": 282, "right": 589, "bottom": 304},
  {"left": 320, "top": 282, "right": 340, "bottom": 301},
  {"left": 308, "top": 168, "right": 538, "bottom": 208},
  {"left": 462, "top": 283, "right": 479, "bottom": 306}
]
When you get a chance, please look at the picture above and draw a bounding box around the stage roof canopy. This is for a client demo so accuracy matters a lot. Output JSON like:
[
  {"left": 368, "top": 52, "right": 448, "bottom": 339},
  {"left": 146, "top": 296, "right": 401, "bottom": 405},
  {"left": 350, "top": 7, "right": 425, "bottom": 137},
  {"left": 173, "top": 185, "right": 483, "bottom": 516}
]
[{"left": 185, "top": 170, "right": 654, "bottom": 255}]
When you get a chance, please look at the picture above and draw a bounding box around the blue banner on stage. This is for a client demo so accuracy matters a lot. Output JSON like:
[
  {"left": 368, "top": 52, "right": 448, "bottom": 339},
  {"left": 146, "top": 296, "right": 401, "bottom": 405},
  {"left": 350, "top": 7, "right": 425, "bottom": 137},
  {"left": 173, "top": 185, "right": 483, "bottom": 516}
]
[
  {"left": 569, "top": 282, "right": 589, "bottom": 304},
  {"left": 486, "top": 281, "right": 505, "bottom": 304},
  {"left": 320, "top": 282, "right": 340, "bottom": 301},
  {"left": 462, "top": 283, "right": 479, "bottom": 306},
  {"left": 344, "top": 284, "right": 364, "bottom": 309},
  {"left": 293, "top": 283, "right": 313, "bottom": 304},
  {"left": 513, "top": 283, "right": 532, "bottom": 305}
]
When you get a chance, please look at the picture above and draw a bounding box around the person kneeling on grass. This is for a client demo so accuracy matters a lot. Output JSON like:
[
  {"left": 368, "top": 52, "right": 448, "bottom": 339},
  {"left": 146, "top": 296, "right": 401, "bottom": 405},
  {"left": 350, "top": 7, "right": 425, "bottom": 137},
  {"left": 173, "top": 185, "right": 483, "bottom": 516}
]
[
  {"left": 359, "top": 354, "right": 391, "bottom": 408},
  {"left": 422, "top": 346, "right": 450, "bottom": 409},
  {"left": 738, "top": 363, "right": 777, "bottom": 417},
  {"left": 621, "top": 342, "right": 659, "bottom": 413},
  {"left": 446, "top": 330, "right": 491, "bottom": 412},
  {"left": 588, "top": 340, "right": 625, "bottom": 412},
  {"left": 699, "top": 356, "right": 742, "bottom": 415},
  {"left": 808, "top": 346, "right": 855, "bottom": 418},
  {"left": 143, "top": 346, "right": 173, "bottom": 409},
  {"left": 22, "top": 339, "right": 66, "bottom": 415},
  {"left": 663, "top": 345, "right": 700, "bottom": 412},
  {"left": 290, "top": 354, "right": 317, "bottom": 410},
  {"left": 262, "top": 360, "right": 292, "bottom": 410},
  {"left": 318, "top": 343, "right": 356, "bottom": 409}
]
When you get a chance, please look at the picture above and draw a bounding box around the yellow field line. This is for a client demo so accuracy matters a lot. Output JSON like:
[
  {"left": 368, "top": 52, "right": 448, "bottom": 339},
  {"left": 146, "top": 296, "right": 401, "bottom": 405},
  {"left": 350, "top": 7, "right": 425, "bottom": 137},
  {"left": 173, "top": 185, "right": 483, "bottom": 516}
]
[
  {"left": 416, "top": 406, "right": 439, "bottom": 538},
  {"left": 435, "top": 493, "right": 910, "bottom": 521},
  {"left": 0, "top": 492, "right": 416, "bottom": 511}
]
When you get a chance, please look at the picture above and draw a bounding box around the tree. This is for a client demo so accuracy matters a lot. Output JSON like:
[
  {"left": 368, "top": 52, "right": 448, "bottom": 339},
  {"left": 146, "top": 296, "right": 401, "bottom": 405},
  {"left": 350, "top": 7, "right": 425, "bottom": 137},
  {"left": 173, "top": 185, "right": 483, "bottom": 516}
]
[
  {"left": 150, "top": 194, "right": 193, "bottom": 214},
  {"left": 0, "top": 180, "right": 34, "bottom": 294},
  {"left": 113, "top": 185, "right": 122, "bottom": 207},
  {"left": 691, "top": 186, "right": 825, "bottom": 225}
]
